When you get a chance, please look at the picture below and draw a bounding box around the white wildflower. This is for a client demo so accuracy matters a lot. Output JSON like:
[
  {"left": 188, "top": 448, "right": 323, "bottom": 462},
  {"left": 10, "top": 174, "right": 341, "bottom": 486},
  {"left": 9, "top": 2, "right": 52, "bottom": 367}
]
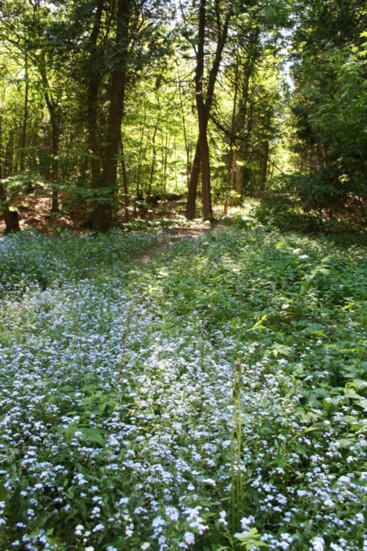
[
  {"left": 311, "top": 536, "right": 325, "bottom": 551},
  {"left": 184, "top": 532, "right": 195, "bottom": 545},
  {"left": 75, "top": 525, "right": 84, "bottom": 536}
]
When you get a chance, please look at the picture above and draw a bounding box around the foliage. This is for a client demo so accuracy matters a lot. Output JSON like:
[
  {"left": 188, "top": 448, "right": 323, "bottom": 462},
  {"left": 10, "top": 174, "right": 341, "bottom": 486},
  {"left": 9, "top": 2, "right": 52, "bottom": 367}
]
[
  {"left": 0, "top": 229, "right": 160, "bottom": 298},
  {"left": 289, "top": 0, "right": 367, "bottom": 226},
  {"left": 0, "top": 0, "right": 292, "bottom": 230},
  {"left": 0, "top": 224, "right": 367, "bottom": 549}
]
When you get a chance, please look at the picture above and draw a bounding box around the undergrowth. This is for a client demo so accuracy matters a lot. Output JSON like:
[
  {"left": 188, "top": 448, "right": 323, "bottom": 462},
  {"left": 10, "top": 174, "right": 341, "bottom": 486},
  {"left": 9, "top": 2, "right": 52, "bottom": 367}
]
[{"left": 0, "top": 223, "right": 366, "bottom": 550}]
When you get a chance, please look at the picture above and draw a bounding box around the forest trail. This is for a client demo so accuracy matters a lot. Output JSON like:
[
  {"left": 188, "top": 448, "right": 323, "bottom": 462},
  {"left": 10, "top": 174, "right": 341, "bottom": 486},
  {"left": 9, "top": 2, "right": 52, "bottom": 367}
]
[{"left": 139, "top": 222, "right": 210, "bottom": 266}]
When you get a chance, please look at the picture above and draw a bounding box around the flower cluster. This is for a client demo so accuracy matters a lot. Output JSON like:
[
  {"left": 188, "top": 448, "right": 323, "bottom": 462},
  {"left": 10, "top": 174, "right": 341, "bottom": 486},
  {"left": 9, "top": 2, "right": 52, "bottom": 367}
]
[{"left": 0, "top": 227, "right": 366, "bottom": 550}]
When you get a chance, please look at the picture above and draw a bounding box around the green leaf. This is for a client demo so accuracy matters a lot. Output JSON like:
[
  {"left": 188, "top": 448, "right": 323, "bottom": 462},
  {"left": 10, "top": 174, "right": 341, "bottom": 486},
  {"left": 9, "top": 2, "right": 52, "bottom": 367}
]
[
  {"left": 80, "top": 427, "right": 106, "bottom": 446},
  {"left": 336, "top": 438, "right": 356, "bottom": 449}
]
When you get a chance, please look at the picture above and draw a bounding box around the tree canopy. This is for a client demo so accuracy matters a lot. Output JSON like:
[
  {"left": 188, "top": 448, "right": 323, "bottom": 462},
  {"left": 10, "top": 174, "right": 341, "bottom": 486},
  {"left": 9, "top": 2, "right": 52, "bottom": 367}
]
[{"left": 0, "top": 0, "right": 366, "bottom": 232}]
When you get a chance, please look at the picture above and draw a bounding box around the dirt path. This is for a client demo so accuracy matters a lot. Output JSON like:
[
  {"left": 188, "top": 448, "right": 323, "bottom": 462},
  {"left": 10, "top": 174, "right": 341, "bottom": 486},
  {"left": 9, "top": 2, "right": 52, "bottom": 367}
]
[{"left": 139, "top": 223, "right": 210, "bottom": 266}]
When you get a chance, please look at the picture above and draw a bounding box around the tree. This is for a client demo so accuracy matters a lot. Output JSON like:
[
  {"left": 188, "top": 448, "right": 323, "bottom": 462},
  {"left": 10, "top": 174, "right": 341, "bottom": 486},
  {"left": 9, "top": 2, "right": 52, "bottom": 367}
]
[
  {"left": 289, "top": 0, "right": 367, "bottom": 224},
  {"left": 89, "top": 0, "right": 133, "bottom": 231},
  {"left": 0, "top": 0, "right": 175, "bottom": 231},
  {"left": 183, "top": 0, "right": 233, "bottom": 220},
  {"left": 0, "top": 0, "right": 70, "bottom": 212},
  {"left": 183, "top": 0, "right": 290, "bottom": 218},
  {"left": 66, "top": 0, "right": 173, "bottom": 230}
]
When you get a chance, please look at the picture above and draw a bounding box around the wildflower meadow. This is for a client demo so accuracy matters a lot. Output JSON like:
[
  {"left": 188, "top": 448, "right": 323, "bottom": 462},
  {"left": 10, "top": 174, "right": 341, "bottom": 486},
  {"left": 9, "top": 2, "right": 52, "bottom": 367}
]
[{"left": 0, "top": 223, "right": 367, "bottom": 550}]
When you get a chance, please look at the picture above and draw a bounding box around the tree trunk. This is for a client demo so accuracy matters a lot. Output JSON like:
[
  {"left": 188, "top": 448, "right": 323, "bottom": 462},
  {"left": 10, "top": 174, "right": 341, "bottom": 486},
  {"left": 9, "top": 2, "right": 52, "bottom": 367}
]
[
  {"left": 91, "top": 0, "right": 132, "bottom": 231},
  {"left": 147, "top": 121, "right": 158, "bottom": 196},
  {"left": 185, "top": 0, "right": 232, "bottom": 219},
  {"left": 136, "top": 109, "right": 147, "bottom": 198},
  {"left": 20, "top": 54, "right": 29, "bottom": 173},
  {"left": 87, "top": 0, "right": 104, "bottom": 203},
  {"left": 186, "top": 140, "right": 200, "bottom": 219},
  {"left": 177, "top": 71, "right": 192, "bottom": 188},
  {"left": 162, "top": 132, "right": 169, "bottom": 194},
  {"left": 200, "top": 127, "right": 212, "bottom": 219},
  {"left": 226, "top": 53, "right": 240, "bottom": 209},
  {"left": 120, "top": 139, "right": 129, "bottom": 221},
  {"left": 235, "top": 30, "right": 260, "bottom": 198},
  {"left": 259, "top": 140, "right": 269, "bottom": 197},
  {"left": 194, "top": 0, "right": 213, "bottom": 219},
  {"left": 50, "top": 108, "right": 61, "bottom": 212},
  {"left": 38, "top": 60, "right": 61, "bottom": 213},
  {"left": 235, "top": 164, "right": 245, "bottom": 198},
  {"left": 5, "top": 132, "right": 14, "bottom": 178}
]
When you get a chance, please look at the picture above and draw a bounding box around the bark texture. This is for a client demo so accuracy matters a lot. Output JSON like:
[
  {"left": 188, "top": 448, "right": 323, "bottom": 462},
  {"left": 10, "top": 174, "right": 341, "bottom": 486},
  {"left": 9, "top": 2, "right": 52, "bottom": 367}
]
[{"left": 91, "top": 0, "right": 132, "bottom": 231}]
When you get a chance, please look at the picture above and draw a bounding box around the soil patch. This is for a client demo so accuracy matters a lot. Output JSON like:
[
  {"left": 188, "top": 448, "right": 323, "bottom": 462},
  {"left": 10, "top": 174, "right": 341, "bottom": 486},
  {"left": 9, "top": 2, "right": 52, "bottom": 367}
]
[{"left": 139, "top": 223, "right": 210, "bottom": 265}]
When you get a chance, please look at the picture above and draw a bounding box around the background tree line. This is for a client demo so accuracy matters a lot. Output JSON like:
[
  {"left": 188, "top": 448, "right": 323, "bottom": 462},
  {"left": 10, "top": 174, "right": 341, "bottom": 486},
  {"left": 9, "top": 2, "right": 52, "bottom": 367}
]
[{"left": 0, "top": 0, "right": 366, "bottom": 232}]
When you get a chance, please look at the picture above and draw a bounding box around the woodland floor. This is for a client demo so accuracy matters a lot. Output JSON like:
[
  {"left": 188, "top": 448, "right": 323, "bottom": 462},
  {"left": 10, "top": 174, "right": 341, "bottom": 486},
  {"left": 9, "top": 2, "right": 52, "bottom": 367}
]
[
  {"left": 0, "top": 211, "right": 367, "bottom": 550},
  {"left": 0, "top": 192, "right": 191, "bottom": 234}
]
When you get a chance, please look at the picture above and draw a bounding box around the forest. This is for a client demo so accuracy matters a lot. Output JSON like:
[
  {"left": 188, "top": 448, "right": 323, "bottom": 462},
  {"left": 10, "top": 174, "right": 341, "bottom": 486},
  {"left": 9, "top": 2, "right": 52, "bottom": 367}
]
[
  {"left": 0, "top": 0, "right": 365, "bottom": 231},
  {"left": 1, "top": 0, "right": 367, "bottom": 550}
]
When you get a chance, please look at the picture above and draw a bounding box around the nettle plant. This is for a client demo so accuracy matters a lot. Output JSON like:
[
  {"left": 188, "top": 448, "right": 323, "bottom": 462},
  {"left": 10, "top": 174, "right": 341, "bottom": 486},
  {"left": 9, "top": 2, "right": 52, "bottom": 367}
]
[{"left": 0, "top": 225, "right": 366, "bottom": 550}]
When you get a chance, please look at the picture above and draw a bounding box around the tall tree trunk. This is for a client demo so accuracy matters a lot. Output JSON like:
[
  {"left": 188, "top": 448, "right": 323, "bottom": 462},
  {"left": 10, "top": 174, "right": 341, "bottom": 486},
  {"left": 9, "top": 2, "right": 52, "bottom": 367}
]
[
  {"left": 200, "top": 126, "right": 212, "bottom": 219},
  {"left": 259, "top": 140, "right": 269, "bottom": 197},
  {"left": 91, "top": 0, "right": 132, "bottom": 231},
  {"left": 50, "top": 108, "right": 61, "bottom": 212},
  {"left": 177, "top": 71, "right": 192, "bottom": 188},
  {"left": 162, "top": 132, "right": 169, "bottom": 194},
  {"left": 5, "top": 133, "right": 14, "bottom": 177},
  {"left": 185, "top": 0, "right": 232, "bottom": 219},
  {"left": 235, "top": 30, "right": 260, "bottom": 199},
  {"left": 120, "top": 139, "right": 129, "bottom": 221},
  {"left": 87, "top": 0, "right": 103, "bottom": 202},
  {"left": 39, "top": 60, "right": 61, "bottom": 213},
  {"left": 186, "top": 140, "right": 200, "bottom": 219},
  {"left": 148, "top": 121, "right": 158, "bottom": 196},
  {"left": 226, "top": 53, "right": 240, "bottom": 211},
  {"left": 196, "top": 0, "right": 213, "bottom": 219},
  {"left": 20, "top": 54, "right": 29, "bottom": 173},
  {"left": 136, "top": 109, "right": 147, "bottom": 198}
]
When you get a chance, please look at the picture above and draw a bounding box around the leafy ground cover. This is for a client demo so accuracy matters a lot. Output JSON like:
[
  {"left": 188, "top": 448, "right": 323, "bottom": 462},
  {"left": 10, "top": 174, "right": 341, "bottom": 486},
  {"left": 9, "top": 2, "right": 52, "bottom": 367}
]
[{"left": 0, "top": 224, "right": 367, "bottom": 550}]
